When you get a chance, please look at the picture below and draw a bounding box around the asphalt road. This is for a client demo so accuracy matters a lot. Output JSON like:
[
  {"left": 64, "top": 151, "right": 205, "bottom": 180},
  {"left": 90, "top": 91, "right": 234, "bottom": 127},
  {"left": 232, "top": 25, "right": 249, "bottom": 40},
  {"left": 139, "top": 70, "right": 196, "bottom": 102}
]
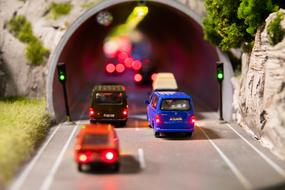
[{"left": 8, "top": 111, "right": 285, "bottom": 190}]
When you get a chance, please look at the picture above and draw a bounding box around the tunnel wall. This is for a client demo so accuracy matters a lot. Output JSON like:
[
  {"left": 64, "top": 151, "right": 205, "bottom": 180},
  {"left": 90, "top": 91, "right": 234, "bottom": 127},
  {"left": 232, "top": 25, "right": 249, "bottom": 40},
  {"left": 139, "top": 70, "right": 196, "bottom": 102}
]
[{"left": 47, "top": 0, "right": 234, "bottom": 122}]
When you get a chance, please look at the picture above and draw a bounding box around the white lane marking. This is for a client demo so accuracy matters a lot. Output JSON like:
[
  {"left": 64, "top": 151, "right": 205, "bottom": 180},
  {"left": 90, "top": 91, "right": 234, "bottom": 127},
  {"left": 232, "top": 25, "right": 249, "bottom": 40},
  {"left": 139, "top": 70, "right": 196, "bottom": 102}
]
[
  {"left": 226, "top": 124, "right": 285, "bottom": 178},
  {"left": 138, "top": 148, "right": 146, "bottom": 169},
  {"left": 198, "top": 126, "right": 252, "bottom": 190},
  {"left": 10, "top": 125, "right": 61, "bottom": 190},
  {"left": 40, "top": 125, "right": 78, "bottom": 190}
]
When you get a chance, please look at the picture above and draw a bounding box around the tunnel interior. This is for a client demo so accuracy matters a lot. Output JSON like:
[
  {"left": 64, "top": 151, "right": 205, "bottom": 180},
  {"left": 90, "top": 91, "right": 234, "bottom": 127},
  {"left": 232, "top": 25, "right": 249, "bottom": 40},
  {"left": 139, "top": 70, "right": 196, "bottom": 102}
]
[{"left": 52, "top": 1, "right": 219, "bottom": 121}]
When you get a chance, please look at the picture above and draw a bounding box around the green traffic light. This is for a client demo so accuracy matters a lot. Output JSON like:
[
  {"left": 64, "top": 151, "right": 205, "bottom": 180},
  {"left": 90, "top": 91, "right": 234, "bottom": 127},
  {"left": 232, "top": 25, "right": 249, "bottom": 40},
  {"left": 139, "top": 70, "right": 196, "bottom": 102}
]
[
  {"left": 59, "top": 74, "right": 65, "bottom": 81},
  {"left": 217, "top": 73, "right": 224, "bottom": 80}
]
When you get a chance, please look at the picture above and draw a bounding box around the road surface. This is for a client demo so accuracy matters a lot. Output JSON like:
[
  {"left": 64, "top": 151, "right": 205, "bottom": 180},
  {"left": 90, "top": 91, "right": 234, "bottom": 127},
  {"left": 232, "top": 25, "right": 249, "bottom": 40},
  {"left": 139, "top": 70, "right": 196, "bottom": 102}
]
[{"left": 8, "top": 111, "right": 285, "bottom": 190}]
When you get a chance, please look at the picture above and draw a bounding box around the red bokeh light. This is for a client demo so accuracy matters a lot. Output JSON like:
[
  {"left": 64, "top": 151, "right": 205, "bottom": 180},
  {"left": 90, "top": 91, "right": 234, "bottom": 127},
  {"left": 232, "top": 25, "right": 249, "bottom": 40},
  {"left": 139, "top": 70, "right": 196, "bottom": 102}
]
[
  {"left": 106, "top": 63, "right": 116, "bottom": 73},
  {"left": 151, "top": 73, "right": 158, "bottom": 81},
  {"left": 134, "top": 73, "right": 143, "bottom": 82},
  {"left": 132, "top": 60, "right": 142, "bottom": 70},
  {"left": 124, "top": 57, "right": 133, "bottom": 68},
  {"left": 118, "top": 51, "right": 128, "bottom": 63},
  {"left": 116, "top": 63, "right": 125, "bottom": 73}
]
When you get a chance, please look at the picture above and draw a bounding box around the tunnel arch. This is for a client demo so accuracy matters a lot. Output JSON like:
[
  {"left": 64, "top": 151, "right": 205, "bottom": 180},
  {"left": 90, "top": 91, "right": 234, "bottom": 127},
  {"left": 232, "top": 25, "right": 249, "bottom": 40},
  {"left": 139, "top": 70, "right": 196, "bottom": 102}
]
[{"left": 47, "top": 0, "right": 233, "bottom": 122}]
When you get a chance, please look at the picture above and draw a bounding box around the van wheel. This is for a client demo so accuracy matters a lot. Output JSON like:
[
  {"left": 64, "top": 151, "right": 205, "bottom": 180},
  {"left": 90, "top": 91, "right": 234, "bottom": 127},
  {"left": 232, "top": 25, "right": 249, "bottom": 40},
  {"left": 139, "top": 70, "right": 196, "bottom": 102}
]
[
  {"left": 117, "top": 121, "right": 126, "bottom": 127},
  {"left": 185, "top": 132, "right": 192, "bottom": 138},
  {"left": 77, "top": 164, "right": 83, "bottom": 172},
  {"left": 154, "top": 132, "right": 160, "bottom": 138},
  {"left": 113, "top": 163, "right": 120, "bottom": 172},
  {"left": 90, "top": 120, "right": 96, "bottom": 124}
]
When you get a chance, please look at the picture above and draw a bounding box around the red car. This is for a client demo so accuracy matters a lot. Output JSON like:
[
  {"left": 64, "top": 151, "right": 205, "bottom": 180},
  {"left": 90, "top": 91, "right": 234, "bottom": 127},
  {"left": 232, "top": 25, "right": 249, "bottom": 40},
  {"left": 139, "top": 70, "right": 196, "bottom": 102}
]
[{"left": 74, "top": 124, "right": 120, "bottom": 172}]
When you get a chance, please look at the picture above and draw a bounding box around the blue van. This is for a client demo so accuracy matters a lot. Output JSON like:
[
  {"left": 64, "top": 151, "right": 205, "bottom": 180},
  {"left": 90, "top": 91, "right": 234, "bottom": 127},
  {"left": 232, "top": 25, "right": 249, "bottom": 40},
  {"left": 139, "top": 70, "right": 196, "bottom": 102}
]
[{"left": 146, "top": 91, "right": 196, "bottom": 138}]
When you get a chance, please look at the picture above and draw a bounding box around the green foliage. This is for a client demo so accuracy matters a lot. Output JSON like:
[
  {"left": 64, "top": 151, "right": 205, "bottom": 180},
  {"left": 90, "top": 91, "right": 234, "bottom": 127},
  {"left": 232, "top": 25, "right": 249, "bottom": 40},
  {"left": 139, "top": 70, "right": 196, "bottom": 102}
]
[
  {"left": 203, "top": 0, "right": 279, "bottom": 52},
  {"left": 267, "top": 11, "right": 285, "bottom": 45},
  {"left": 26, "top": 40, "right": 49, "bottom": 65},
  {"left": 237, "top": 0, "right": 278, "bottom": 36},
  {"left": 8, "top": 15, "right": 49, "bottom": 65},
  {"left": 0, "top": 98, "right": 51, "bottom": 183},
  {"left": 203, "top": 0, "right": 249, "bottom": 51},
  {"left": 8, "top": 15, "right": 35, "bottom": 43},
  {"left": 48, "top": 2, "right": 72, "bottom": 19}
]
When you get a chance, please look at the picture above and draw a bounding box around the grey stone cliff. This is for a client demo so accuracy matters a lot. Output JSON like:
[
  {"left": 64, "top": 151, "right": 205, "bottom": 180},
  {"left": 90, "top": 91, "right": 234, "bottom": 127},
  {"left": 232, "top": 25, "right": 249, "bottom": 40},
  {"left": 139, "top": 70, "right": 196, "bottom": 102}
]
[{"left": 234, "top": 9, "right": 285, "bottom": 159}]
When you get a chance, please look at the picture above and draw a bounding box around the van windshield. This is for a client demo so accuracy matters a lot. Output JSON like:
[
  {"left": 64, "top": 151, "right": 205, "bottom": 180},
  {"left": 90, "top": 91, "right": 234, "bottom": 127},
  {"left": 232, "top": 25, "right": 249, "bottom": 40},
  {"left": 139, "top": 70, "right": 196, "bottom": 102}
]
[
  {"left": 83, "top": 134, "right": 109, "bottom": 145},
  {"left": 95, "top": 92, "right": 123, "bottom": 104},
  {"left": 160, "top": 99, "right": 191, "bottom": 111}
]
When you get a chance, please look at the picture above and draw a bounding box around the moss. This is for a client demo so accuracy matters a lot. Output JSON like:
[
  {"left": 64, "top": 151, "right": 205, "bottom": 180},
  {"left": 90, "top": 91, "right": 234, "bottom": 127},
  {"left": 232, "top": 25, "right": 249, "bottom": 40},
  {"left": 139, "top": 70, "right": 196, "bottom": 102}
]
[
  {"left": 48, "top": 2, "right": 72, "bottom": 19},
  {"left": 0, "top": 98, "right": 51, "bottom": 183},
  {"left": 26, "top": 40, "right": 49, "bottom": 65},
  {"left": 8, "top": 15, "right": 49, "bottom": 65},
  {"left": 81, "top": 1, "right": 99, "bottom": 9},
  {"left": 267, "top": 11, "right": 285, "bottom": 46},
  {"left": 8, "top": 15, "right": 35, "bottom": 43}
]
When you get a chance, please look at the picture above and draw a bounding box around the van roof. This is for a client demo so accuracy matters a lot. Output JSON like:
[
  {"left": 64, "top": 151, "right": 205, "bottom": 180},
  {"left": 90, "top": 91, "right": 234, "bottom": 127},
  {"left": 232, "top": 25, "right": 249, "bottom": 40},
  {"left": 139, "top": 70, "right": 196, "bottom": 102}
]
[
  {"left": 152, "top": 72, "right": 178, "bottom": 90},
  {"left": 93, "top": 85, "right": 126, "bottom": 92},
  {"left": 153, "top": 91, "right": 192, "bottom": 99}
]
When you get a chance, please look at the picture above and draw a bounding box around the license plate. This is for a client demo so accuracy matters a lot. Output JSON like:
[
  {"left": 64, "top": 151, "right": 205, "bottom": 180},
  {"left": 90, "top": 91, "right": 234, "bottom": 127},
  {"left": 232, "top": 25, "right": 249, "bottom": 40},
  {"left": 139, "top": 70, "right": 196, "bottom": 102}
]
[
  {"left": 170, "top": 117, "right": 182, "bottom": 121},
  {"left": 103, "top": 114, "right": 115, "bottom": 118}
]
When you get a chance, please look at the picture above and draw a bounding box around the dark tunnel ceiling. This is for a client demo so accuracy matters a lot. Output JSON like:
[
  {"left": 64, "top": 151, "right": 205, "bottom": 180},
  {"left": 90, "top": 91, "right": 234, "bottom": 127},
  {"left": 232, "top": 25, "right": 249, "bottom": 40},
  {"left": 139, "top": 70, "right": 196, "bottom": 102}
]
[{"left": 53, "top": 1, "right": 219, "bottom": 121}]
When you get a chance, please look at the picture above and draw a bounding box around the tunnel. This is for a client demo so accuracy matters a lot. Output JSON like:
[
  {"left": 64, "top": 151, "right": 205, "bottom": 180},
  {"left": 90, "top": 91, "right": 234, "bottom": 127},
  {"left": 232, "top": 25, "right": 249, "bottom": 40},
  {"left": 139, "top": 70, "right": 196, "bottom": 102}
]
[{"left": 47, "top": 0, "right": 233, "bottom": 122}]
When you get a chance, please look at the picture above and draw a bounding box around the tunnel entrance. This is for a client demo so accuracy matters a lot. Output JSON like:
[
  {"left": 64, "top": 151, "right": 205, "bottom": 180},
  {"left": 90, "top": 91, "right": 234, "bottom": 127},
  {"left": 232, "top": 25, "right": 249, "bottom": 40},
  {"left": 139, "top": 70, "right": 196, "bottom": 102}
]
[{"left": 47, "top": 0, "right": 233, "bottom": 122}]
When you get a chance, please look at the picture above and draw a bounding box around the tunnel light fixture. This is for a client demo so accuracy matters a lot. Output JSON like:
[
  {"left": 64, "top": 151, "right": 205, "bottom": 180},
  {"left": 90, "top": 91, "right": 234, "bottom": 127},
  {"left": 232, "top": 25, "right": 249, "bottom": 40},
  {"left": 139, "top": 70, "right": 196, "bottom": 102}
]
[
  {"left": 133, "top": 5, "right": 148, "bottom": 17},
  {"left": 126, "top": 5, "right": 149, "bottom": 30}
]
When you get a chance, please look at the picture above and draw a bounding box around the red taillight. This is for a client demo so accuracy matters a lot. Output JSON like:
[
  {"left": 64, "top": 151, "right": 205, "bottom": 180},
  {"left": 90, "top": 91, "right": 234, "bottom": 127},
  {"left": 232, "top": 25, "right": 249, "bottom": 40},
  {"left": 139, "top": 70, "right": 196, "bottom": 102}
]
[
  {"left": 101, "top": 150, "right": 118, "bottom": 163},
  {"left": 189, "top": 115, "right": 196, "bottom": 125},
  {"left": 151, "top": 73, "right": 158, "bottom": 81},
  {"left": 106, "top": 63, "right": 115, "bottom": 73},
  {"left": 155, "top": 115, "right": 162, "bottom": 124},
  {"left": 123, "top": 108, "right": 128, "bottom": 116},
  {"left": 89, "top": 108, "right": 95, "bottom": 117},
  {"left": 77, "top": 151, "right": 93, "bottom": 163},
  {"left": 134, "top": 73, "right": 142, "bottom": 82}
]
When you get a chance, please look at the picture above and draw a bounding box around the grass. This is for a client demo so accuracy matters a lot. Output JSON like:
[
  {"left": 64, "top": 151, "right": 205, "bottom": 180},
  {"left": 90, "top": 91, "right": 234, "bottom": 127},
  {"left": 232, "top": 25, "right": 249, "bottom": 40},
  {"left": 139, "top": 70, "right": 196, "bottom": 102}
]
[
  {"left": 48, "top": 2, "right": 73, "bottom": 20},
  {"left": 8, "top": 15, "right": 49, "bottom": 65},
  {"left": 0, "top": 97, "right": 51, "bottom": 185}
]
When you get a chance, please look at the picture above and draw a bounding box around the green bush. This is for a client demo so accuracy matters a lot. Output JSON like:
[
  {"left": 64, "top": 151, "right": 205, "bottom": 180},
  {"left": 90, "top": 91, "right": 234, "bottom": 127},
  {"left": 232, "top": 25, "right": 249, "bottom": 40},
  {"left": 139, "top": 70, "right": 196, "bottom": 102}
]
[
  {"left": 0, "top": 98, "right": 51, "bottom": 183},
  {"left": 267, "top": 11, "right": 285, "bottom": 45},
  {"left": 203, "top": 0, "right": 279, "bottom": 52},
  {"left": 8, "top": 15, "right": 49, "bottom": 65},
  {"left": 48, "top": 2, "right": 72, "bottom": 19},
  {"left": 26, "top": 40, "right": 49, "bottom": 65}
]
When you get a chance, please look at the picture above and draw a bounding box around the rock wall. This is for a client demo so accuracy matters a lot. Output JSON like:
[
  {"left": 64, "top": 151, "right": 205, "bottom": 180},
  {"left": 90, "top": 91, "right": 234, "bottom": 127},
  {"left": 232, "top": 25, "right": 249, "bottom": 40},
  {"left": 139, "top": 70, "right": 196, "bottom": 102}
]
[{"left": 234, "top": 9, "right": 285, "bottom": 159}]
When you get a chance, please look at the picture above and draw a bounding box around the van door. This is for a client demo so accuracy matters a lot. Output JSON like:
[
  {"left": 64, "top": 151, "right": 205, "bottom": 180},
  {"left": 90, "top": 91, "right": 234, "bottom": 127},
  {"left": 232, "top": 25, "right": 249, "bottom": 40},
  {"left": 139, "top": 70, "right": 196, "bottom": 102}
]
[
  {"left": 159, "top": 99, "right": 193, "bottom": 128},
  {"left": 147, "top": 95, "right": 158, "bottom": 126}
]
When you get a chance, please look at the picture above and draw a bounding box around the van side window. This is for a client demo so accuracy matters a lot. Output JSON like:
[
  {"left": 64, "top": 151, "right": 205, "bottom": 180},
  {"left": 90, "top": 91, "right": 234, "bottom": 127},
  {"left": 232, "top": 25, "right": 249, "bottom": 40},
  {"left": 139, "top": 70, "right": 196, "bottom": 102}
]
[{"left": 151, "top": 95, "right": 158, "bottom": 109}]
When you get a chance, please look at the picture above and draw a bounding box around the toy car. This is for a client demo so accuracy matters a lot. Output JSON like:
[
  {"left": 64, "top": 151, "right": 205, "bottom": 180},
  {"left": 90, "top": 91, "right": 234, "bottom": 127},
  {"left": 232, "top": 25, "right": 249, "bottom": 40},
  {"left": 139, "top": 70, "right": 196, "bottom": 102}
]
[
  {"left": 146, "top": 91, "right": 196, "bottom": 138},
  {"left": 89, "top": 84, "right": 128, "bottom": 126},
  {"left": 74, "top": 124, "right": 120, "bottom": 172}
]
